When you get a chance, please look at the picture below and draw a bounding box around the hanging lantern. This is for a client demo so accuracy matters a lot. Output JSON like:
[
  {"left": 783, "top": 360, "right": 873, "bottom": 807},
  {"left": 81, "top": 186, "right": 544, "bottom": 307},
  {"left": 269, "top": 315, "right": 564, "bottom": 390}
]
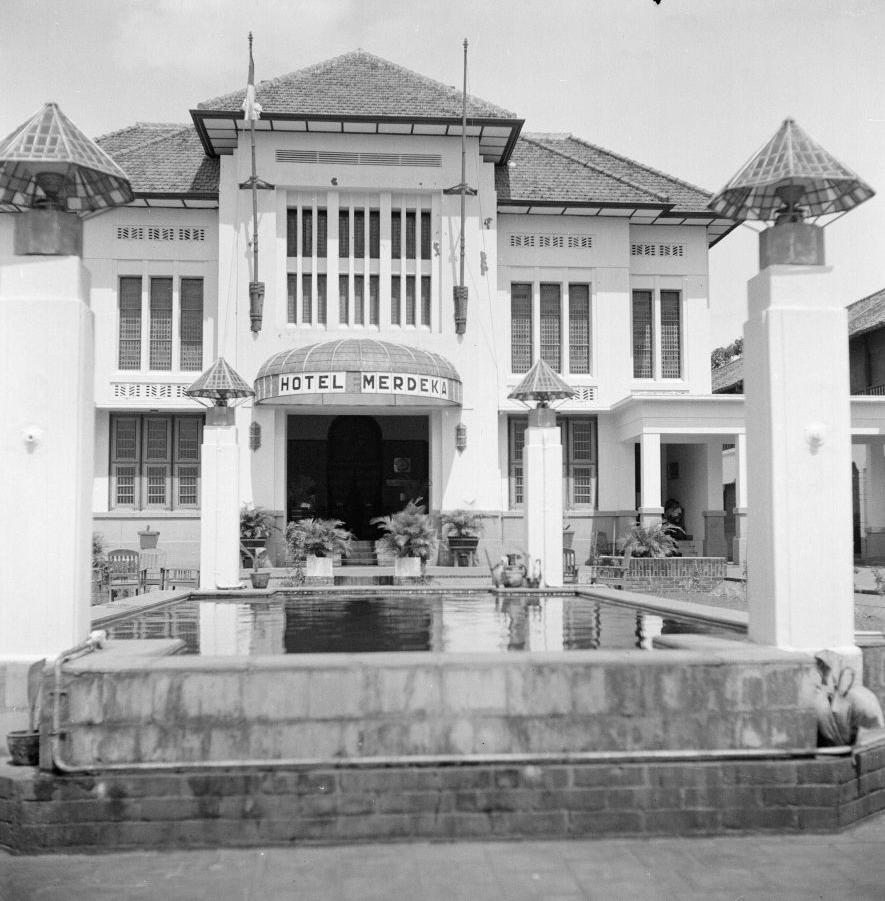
[
  {"left": 453, "top": 286, "right": 468, "bottom": 336},
  {"left": 249, "top": 421, "right": 262, "bottom": 451},
  {"left": 455, "top": 421, "right": 467, "bottom": 453},
  {"left": 249, "top": 281, "right": 265, "bottom": 333}
]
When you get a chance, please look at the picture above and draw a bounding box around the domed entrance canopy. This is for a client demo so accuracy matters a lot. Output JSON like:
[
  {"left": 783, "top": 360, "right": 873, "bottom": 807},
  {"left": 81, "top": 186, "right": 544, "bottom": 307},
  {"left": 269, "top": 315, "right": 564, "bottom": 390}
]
[{"left": 255, "top": 339, "right": 462, "bottom": 407}]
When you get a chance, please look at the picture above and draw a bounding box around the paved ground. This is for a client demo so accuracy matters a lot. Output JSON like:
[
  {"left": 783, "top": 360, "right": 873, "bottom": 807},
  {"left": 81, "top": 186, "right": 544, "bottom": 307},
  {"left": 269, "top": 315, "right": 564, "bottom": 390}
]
[{"left": 3, "top": 812, "right": 885, "bottom": 901}]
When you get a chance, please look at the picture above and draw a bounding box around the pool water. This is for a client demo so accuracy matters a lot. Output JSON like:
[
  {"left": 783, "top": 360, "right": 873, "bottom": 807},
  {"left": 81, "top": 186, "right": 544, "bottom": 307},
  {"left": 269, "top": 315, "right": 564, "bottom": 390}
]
[{"left": 104, "top": 592, "right": 741, "bottom": 655}]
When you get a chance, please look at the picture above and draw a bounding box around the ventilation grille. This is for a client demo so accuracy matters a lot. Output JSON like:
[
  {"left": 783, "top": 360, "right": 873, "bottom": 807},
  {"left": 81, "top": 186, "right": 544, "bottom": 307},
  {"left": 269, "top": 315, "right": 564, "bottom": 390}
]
[
  {"left": 111, "top": 382, "right": 190, "bottom": 399},
  {"left": 570, "top": 386, "right": 597, "bottom": 403},
  {"left": 509, "top": 233, "right": 593, "bottom": 249},
  {"left": 276, "top": 149, "right": 442, "bottom": 168},
  {"left": 631, "top": 242, "right": 685, "bottom": 257},
  {"left": 116, "top": 226, "right": 206, "bottom": 242}
]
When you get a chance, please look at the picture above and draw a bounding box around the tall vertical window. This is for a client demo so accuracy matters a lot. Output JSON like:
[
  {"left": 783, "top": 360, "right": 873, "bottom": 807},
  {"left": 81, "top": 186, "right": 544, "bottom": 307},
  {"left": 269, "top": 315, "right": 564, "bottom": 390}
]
[
  {"left": 354, "top": 210, "right": 366, "bottom": 257},
  {"left": 405, "top": 276, "right": 416, "bottom": 325},
  {"left": 338, "top": 210, "right": 349, "bottom": 258},
  {"left": 316, "top": 274, "right": 327, "bottom": 324},
  {"left": 509, "top": 416, "right": 597, "bottom": 509},
  {"left": 391, "top": 211, "right": 402, "bottom": 258},
  {"left": 286, "top": 210, "right": 298, "bottom": 257},
  {"left": 301, "top": 274, "right": 312, "bottom": 324},
  {"left": 315, "top": 209, "right": 328, "bottom": 258},
  {"left": 369, "top": 275, "right": 380, "bottom": 325},
  {"left": 391, "top": 275, "right": 401, "bottom": 325},
  {"left": 354, "top": 275, "right": 365, "bottom": 325},
  {"left": 421, "top": 212, "right": 431, "bottom": 260},
  {"left": 110, "top": 414, "right": 201, "bottom": 509},
  {"left": 405, "top": 211, "right": 417, "bottom": 259},
  {"left": 632, "top": 290, "right": 654, "bottom": 378},
  {"left": 149, "top": 278, "right": 173, "bottom": 370},
  {"left": 660, "top": 290, "right": 682, "bottom": 378},
  {"left": 421, "top": 276, "right": 431, "bottom": 327},
  {"left": 539, "top": 283, "right": 562, "bottom": 372},
  {"left": 511, "top": 283, "right": 533, "bottom": 374},
  {"left": 369, "top": 210, "right": 380, "bottom": 258},
  {"left": 287, "top": 274, "right": 297, "bottom": 323},
  {"left": 118, "top": 276, "right": 142, "bottom": 370},
  {"left": 338, "top": 275, "right": 349, "bottom": 324},
  {"left": 632, "top": 289, "right": 682, "bottom": 380},
  {"left": 179, "top": 278, "right": 203, "bottom": 371},
  {"left": 568, "top": 284, "right": 591, "bottom": 374},
  {"left": 301, "top": 209, "right": 313, "bottom": 258}
]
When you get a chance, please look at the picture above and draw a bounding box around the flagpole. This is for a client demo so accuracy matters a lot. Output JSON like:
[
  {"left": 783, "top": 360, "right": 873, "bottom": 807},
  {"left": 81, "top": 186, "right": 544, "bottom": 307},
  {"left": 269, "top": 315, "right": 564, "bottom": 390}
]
[{"left": 249, "top": 32, "right": 259, "bottom": 288}]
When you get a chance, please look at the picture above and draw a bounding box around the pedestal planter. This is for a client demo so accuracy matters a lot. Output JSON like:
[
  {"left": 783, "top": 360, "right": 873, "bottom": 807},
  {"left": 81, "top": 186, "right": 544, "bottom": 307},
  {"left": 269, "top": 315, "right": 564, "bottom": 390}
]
[
  {"left": 6, "top": 730, "right": 39, "bottom": 766},
  {"left": 305, "top": 555, "right": 334, "bottom": 580},
  {"left": 447, "top": 536, "right": 479, "bottom": 566},
  {"left": 394, "top": 556, "right": 422, "bottom": 581},
  {"left": 249, "top": 571, "right": 271, "bottom": 589},
  {"left": 502, "top": 564, "right": 526, "bottom": 588}
]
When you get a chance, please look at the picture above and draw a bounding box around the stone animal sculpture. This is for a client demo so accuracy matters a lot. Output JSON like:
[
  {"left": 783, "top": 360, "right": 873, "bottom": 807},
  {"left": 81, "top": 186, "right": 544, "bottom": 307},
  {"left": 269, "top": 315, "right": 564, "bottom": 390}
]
[
  {"left": 490, "top": 556, "right": 507, "bottom": 588},
  {"left": 814, "top": 651, "right": 885, "bottom": 746}
]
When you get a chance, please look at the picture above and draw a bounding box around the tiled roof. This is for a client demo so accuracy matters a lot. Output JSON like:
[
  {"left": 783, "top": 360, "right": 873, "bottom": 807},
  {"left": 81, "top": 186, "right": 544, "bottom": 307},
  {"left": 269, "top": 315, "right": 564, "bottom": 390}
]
[
  {"left": 847, "top": 288, "right": 885, "bottom": 338},
  {"left": 95, "top": 124, "right": 219, "bottom": 196},
  {"left": 711, "top": 357, "right": 744, "bottom": 393},
  {"left": 198, "top": 49, "right": 516, "bottom": 120},
  {"left": 497, "top": 133, "right": 714, "bottom": 212}
]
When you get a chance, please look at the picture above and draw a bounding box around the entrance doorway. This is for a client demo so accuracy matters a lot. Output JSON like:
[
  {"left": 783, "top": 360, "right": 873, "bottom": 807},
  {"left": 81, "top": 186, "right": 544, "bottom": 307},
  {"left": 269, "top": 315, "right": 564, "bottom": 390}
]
[{"left": 287, "top": 414, "right": 429, "bottom": 539}]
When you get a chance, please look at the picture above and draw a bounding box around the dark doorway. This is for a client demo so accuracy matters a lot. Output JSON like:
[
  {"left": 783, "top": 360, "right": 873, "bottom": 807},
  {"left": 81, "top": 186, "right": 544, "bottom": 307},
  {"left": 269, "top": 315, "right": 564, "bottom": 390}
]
[{"left": 287, "top": 414, "right": 429, "bottom": 540}]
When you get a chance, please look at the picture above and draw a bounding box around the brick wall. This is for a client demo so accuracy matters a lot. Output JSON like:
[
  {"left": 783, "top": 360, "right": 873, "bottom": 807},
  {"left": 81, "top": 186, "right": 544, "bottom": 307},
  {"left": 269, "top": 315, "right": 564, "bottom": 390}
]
[{"left": 2, "top": 745, "right": 885, "bottom": 853}]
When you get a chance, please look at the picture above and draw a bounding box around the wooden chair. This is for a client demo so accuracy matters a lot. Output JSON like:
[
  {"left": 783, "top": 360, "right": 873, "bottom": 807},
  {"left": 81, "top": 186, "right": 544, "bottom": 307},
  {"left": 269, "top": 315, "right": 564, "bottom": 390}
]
[
  {"left": 162, "top": 568, "right": 200, "bottom": 591},
  {"left": 563, "top": 547, "right": 578, "bottom": 583},
  {"left": 138, "top": 549, "right": 166, "bottom": 592},
  {"left": 107, "top": 549, "right": 140, "bottom": 601}
]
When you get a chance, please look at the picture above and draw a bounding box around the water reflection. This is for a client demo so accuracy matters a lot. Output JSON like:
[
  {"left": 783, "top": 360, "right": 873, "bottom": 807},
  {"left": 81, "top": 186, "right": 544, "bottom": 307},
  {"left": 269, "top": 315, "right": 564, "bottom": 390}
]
[{"left": 104, "top": 593, "right": 737, "bottom": 655}]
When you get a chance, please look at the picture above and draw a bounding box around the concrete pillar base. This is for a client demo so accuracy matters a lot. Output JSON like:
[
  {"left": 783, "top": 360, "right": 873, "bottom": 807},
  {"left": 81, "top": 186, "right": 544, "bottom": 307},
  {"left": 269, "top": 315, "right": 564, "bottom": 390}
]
[
  {"left": 862, "top": 527, "right": 885, "bottom": 561},
  {"left": 703, "top": 510, "right": 727, "bottom": 558}
]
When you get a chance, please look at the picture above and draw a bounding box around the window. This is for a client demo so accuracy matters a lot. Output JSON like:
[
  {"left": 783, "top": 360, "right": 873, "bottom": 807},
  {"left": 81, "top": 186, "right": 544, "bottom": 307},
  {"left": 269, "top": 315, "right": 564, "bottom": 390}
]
[
  {"left": 511, "top": 283, "right": 533, "bottom": 374},
  {"left": 511, "top": 282, "right": 592, "bottom": 375},
  {"left": 118, "top": 276, "right": 203, "bottom": 371},
  {"left": 391, "top": 275, "right": 401, "bottom": 325},
  {"left": 632, "top": 288, "right": 682, "bottom": 379},
  {"left": 339, "top": 275, "right": 349, "bottom": 324},
  {"left": 110, "top": 414, "right": 201, "bottom": 509},
  {"left": 291, "top": 273, "right": 328, "bottom": 326},
  {"left": 405, "top": 276, "right": 416, "bottom": 325},
  {"left": 508, "top": 416, "right": 597, "bottom": 509}
]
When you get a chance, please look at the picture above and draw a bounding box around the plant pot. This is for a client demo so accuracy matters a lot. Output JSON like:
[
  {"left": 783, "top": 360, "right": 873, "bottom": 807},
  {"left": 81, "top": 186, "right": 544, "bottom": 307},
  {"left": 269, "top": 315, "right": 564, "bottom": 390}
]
[
  {"left": 249, "top": 571, "right": 271, "bottom": 589},
  {"left": 138, "top": 529, "right": 159, "bottom": 550},
  {"left": 6, "top": 729, "right": 39, "bottom": 766},
  {"left": 447, "top": 536, "right": 479, "bottom": 566},
  {"left": 394, "top": 556, "right": 422, "bottom": 580},
  {"left": 305, "top": 555, "right": 334, "bottom": 580}
]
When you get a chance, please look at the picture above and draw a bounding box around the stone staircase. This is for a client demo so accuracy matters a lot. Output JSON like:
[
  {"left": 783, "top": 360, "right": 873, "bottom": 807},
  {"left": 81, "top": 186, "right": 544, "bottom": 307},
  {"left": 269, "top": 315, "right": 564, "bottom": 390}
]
[{"left": 342, "top": 539, "right": 377, "bottom": 566}]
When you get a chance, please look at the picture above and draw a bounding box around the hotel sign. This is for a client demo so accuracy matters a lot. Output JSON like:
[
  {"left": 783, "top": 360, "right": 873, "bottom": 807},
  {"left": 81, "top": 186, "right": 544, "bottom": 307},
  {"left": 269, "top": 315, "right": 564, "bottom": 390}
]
[{"left": 274, "top": 370, "right": 458, "bottom": 403}]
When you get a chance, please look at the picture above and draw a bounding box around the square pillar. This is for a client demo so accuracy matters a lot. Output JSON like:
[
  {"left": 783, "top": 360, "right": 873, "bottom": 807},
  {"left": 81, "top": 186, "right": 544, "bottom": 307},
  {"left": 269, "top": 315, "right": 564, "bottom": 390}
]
[
  {"left": 745, "top": 265, "right": 855, "bottom": 653},
  {"left": 524, "top": 407, "right": 563, "bottom": 587},
  {"left": 199, "top": 406, "right": 243, "bottom": 590},
  {"left": 638, "top": 432, "right": 663, "bottom": 526},
  {"left": 703, "top": 440, "right": 727, "bottom": 557}
]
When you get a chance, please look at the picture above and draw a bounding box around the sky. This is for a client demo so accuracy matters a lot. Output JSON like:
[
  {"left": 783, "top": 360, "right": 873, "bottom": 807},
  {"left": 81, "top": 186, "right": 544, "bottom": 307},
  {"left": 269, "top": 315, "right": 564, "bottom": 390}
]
[{"left": 3, "top": 0, "right": 884, "bottom": 347}]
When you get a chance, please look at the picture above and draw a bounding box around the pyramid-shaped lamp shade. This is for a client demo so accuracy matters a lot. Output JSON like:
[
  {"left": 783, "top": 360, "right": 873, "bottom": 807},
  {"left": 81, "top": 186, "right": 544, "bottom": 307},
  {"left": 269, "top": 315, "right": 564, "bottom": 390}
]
[
  {"left": 0, "top": 103, "right": 133, "bottom": 212},
  {"left": 185, "top": 358, "right": 255, "bottom": 407},
  {"left": 508, "top": 359, "right": 576, "bottom": 408},
  {"left": 708, "top": 118, "right": 874, "bottom": 267}
]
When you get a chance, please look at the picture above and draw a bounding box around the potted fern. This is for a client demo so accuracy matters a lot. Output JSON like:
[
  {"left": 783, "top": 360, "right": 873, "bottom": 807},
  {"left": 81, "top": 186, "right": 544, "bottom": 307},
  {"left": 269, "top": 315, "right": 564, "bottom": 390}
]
[
  {"left": 371, "top": 498, "right": 438, "bottom": 579},
  {"left": 286, "top": 517, "right": 353, "bottom": 580},
  {"left": 623, "top": 521, "right": 681, "bottom": 558},
  {"left": 440, "top": 509, "right": 483, "bottom": 566}
]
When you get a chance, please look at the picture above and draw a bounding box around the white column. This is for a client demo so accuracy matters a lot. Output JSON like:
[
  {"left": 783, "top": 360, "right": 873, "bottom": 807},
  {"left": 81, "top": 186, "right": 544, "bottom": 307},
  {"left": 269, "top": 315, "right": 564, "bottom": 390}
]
[
  {"left": 745, "top": 265, "right": 856, "bottom": 654},
  {"left": 864, "top": 442, "right": 885, "bottom": 558},
  {"left": 732, "top": 432, "right": 748, "bottom": 566},
  {"left": 703, "top": 440, "right": 727, "bottom": 557},
  {"left": 0, "top": 256, "right": 93, "bottom": 658},
  {"left": 199, "top": 406, "right": 242, "bottom": 590},
  {"left": 524, "top": 407, "right": 563, "bottom": 586},
  {"left": 638, "top": 432, "right": 663, "bottom": 526}
]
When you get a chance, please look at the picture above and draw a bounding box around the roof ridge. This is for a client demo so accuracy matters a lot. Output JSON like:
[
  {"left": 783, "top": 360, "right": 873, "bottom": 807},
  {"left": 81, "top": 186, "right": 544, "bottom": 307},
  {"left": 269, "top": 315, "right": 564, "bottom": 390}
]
[
  {"left": 197, "top": 48, "right": 516, "bottom": 117},
  {"left": 560, "top": 133, "right": 712, "bottom": 200},
  {"left": 520, "top": 134, "right": 670, "bottom": 204},
  {"left": 95, "top": 122, "right": 190, "bottom": 142}
]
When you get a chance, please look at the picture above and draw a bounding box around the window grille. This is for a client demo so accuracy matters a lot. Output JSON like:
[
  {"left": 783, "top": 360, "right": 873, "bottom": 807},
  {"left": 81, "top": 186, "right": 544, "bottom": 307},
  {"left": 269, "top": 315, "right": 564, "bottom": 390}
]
[
  {"left": 176, "top": 417, "right": 200, "bottom": 462},
  {"left": 421, "top": 276, "right": 431, "bottom": 327},
  {"left": 391, "top": 211, "right": 402, "bottom": 258},
  {"left": 339, "top": 275, "right": 349, "bottom": 325},
  {"left": 301, "top": 273, "right": 312, "bottom": 324},
  {"left": 354, "top": 210, "right": 365, "bottom": 257},
  {"left": 405, "top": 211, "right": 416, "bottom": 259},
  {"left": 509, "top": 234, "right": 535, "bottom": 247},
  {"left": 369, "top": 210, "right": 380, "bottom": 258},
  {"left": 114, "top": 466, "right": 137, "bottom": 507},
  {"left": 146, "top": 465, "right": 168, "bottom": 507},
  {"left": 114, "top": 417, "right": 138, "bottom": 461},
  {"left": 632, "top": 290, "right": 654, "bottom": 378},
  {"left": 316, "top": 209, "right": 328, "bottom": 259},
  {"left": 287, "top": 274, "right": 297, "bottom": 323},
  {"left": 568, "top": 235, "right": 593, "bottom": 249},
  {"left": 511, "top": 283, "right": 533, "bottom": 374},
  {"left": 631, "top": 243, "right": 684, "bottom": 257},
  {"left": 301, "top": 209, "right": 313, "bottom": 258},
  {"left": 286, "top": 210, "right": 298, "bottom": 257},
  {"left": 145, "top": 417, "right": 170, "bottom": 461},
  {"left": 405, "top": 276, "right": 416, "bottom": 325},
  {"left": 338, "top": 210, "right": 349, "bottom": 258},
  {"left": 540, "top": 283, "right": 562, "bottom": 372},
  {"left": 660, "top": 290, "right": 681, "bottom": 378},
  {"left": 539, "top": 234, "right": 564, "bottom": 248},
  {"left": 149, "top": 278, "right": 173, "bottom": 370},
  {"left": 118, "top": 276, "right": 142, "bottom": 370},
  {"left": 391, "top": 275, "right": 401, "bottom": 325},
  {"left": 354, "top": 275, "right": 365, "bottom": 325},
  {"left": 177, "top": 465, "right": 199, "bottom": 507},
  {"left": 369, "top": 275, "right": 379, "bottom": 325},
  {"left": 179, "top": 278, "right": 203, "bottom": 371},
  {"left": 571, "top": 465, "right": 596, "bottom": 505},
  {"left": 568, "top": 284, "right": 591, "bottom": 375}
]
